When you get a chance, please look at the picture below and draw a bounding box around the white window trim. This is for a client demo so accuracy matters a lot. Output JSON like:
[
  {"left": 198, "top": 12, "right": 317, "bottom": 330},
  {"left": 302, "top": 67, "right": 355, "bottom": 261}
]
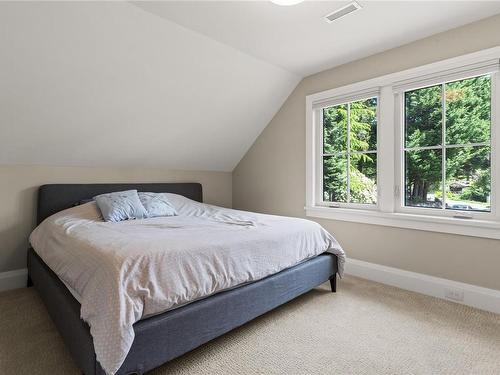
[
  {"left": 314, "top": 92, "right": 380, "bottom": 210},
  {"left": 305, "top": 46, "right": 500, "bottom": 240}
]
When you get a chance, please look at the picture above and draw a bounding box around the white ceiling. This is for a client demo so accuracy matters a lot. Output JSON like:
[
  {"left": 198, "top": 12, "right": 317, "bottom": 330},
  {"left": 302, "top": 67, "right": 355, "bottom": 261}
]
[
  {"left": 0, "top": 2, "right": 299, "bottom": 172},
  {"left": 2, "top": 2, "right": 499, "bottom": 173},
  {"left": 134, "top": 1, "right": 500, "bottom": 76}
]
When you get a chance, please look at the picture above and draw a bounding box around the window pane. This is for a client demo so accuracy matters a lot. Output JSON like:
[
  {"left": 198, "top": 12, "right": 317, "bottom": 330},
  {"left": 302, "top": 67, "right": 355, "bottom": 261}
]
[
  {"left": 323, "top": 104, "right": 347, "bottom": 154},
  {"left": 350, "top": 98, "right": 377, "bottom": 152},
  {"left": 405, "top": 85, "right": 442, "bottom": 148},
  {"left": 445, "top": 146, "right": 491, "bottom": 212},
  {"left": 446, "top": 75, "right": 491, "bottom": 145},
  {"left": 405, "top": 149, "right": 442, "bottom": 208},
  {"left": 323, "top": 154, "right": 347, "bottom": 203},
  {"left": 350, "top": 153, "right": 377, "bottom": 204}
]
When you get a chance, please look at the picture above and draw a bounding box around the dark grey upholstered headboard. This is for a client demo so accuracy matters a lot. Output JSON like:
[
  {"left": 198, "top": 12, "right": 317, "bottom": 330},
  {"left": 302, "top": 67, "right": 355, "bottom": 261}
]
[{"left": 37, "top": 183, "right": 202, "bottom": 225}]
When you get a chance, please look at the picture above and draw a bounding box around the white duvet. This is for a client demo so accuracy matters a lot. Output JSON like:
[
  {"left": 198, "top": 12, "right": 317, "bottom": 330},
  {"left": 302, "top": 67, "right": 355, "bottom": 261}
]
[{"left": 29, "top": 194, "right": 345, "bottom": 375}]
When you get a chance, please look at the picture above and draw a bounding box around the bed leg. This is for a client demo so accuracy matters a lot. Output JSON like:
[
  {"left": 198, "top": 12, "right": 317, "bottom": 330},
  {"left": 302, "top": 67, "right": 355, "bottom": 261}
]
[
  {"left": 27, "top": 275, "right": 33, "bottom": 288},
  {"left": 329, "top": 274, "right": 337, "bottom": 293}
]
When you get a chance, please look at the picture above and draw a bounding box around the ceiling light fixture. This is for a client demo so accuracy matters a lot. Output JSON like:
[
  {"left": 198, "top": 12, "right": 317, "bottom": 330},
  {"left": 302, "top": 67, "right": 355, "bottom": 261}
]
[
  {"left": 324, "top": 1, "right": 362, "bottom": 23},
  {"left": 270, "top": 0, "right": 305, "bottom": 6}
]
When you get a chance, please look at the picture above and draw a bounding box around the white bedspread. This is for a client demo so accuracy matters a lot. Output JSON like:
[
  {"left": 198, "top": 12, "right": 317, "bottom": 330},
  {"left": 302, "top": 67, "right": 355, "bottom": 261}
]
[{"left": 29, "top": 194, "right": 345, "bottom": 375}]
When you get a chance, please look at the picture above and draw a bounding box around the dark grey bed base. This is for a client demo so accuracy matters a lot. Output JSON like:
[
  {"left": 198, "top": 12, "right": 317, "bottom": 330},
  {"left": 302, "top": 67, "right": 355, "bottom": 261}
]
[{"left": 27, "top": 183, "right": 339, "bottom": 375}]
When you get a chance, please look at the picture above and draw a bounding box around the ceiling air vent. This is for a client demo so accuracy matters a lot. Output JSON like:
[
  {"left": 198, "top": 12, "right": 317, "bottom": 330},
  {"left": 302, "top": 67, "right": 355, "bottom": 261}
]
[{"left": 324, "top": 1, "right": 362, "bottom": 23}]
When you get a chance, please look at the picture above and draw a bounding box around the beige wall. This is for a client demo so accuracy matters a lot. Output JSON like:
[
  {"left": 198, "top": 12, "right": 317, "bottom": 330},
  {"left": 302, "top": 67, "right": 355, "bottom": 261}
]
[
  {"left": 0, "top": 165, "right": 231, "bottom": 272},
  {"left": 233, "top": 14, "right": 500, "bottom": 290}
]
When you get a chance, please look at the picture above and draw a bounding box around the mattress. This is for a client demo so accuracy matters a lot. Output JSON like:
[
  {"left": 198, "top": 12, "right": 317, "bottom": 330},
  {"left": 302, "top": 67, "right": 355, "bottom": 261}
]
[{"left": 29, "top": 194, "right": 345, "bottom": 375}]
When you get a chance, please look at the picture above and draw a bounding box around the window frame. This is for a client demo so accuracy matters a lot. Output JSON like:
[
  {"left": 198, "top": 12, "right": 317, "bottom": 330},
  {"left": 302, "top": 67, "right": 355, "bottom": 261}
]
[
  {"left": 315, "top": 95, "right": 380, "bottom": 210},
  {"left": 394, "top": 75, "right": 496, "bottom": 221},
  {"left": 305, "top": 46, "right": 500, "bottom": 240}
]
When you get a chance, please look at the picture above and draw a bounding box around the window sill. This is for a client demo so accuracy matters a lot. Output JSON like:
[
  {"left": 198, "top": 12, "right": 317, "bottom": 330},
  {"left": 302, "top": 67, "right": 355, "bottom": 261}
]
[{"left": 305, "top": 206, "right": 500, "bottom": 240}]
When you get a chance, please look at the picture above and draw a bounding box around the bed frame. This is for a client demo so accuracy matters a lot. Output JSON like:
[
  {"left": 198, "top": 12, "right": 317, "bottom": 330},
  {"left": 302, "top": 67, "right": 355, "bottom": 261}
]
[{"left": 27, "top": 183, "right": 338, "bottom": 375}]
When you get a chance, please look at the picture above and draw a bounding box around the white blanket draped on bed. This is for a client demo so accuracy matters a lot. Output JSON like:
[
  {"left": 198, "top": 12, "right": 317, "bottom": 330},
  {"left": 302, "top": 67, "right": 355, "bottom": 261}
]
[{"left": 29, "top": 194, "right": 345, "bottom": 375}]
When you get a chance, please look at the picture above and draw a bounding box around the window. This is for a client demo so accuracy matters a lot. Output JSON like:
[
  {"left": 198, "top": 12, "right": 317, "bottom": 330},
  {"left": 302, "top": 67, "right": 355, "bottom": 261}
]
[
  {"left": 404, "top": 76, "right": 491, "bottom": 213},
  {"left": 306, "top": 48, "right": 500, "bottom": 239},
  {"left": 322, "top": 97, "right": 378, "bottom": 205}
]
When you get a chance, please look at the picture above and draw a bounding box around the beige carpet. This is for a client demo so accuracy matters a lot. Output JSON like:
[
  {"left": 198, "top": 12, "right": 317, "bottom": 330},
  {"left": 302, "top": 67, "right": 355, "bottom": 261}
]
[{"left": 1, "top": 276, "right": 499, "bottom": 375}]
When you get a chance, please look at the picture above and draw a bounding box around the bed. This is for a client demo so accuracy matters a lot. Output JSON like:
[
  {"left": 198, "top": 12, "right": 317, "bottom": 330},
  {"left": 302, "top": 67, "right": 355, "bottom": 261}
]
[{"left": 27, "top": 183, "right": 344, "bottom": 375}]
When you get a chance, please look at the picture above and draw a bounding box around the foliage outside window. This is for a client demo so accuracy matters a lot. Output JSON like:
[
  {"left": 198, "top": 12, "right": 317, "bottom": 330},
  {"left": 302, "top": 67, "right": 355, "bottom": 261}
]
[
  {"left": 404, "top": 75, "right": 491, "bottom": 212},
  {"left": 307, "top": 53, "right": 500, "bottom": 239},
  {"left": 322, "top": 97, "right": 377, "bottom": 204}
]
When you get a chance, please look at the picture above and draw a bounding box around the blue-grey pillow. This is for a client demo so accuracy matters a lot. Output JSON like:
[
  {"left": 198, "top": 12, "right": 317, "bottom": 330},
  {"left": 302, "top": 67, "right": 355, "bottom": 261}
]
[
  {"left": 94, "top": 190, "right": 148, "bottom": 222},
  {"left": 138, "top": 192, "right": 177, "bottom": 218}
]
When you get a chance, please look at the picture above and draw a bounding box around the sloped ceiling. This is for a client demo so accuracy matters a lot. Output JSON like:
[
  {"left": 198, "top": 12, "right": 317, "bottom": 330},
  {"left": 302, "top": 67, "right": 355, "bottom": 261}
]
[
  {"left": 134, "top": 1, "right": 500, "bottom": 76},
  {"left": 0, "top": 2, "right": 300, "bottom": 172},
  {"left": 2, "top": 2, "right": 499, "bottom": 173}
]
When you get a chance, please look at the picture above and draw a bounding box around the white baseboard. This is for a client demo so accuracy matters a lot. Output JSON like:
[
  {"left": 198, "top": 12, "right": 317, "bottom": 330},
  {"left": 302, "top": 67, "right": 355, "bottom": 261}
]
[
  {"left": 345, "top": 259, "right": 500, "bottom": 315},
  {"left": 2, "top": 262, "right": 499, "bottom": 315},
  {"left": 0, "top": 268, "right": 28, "bottom": 292}
]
